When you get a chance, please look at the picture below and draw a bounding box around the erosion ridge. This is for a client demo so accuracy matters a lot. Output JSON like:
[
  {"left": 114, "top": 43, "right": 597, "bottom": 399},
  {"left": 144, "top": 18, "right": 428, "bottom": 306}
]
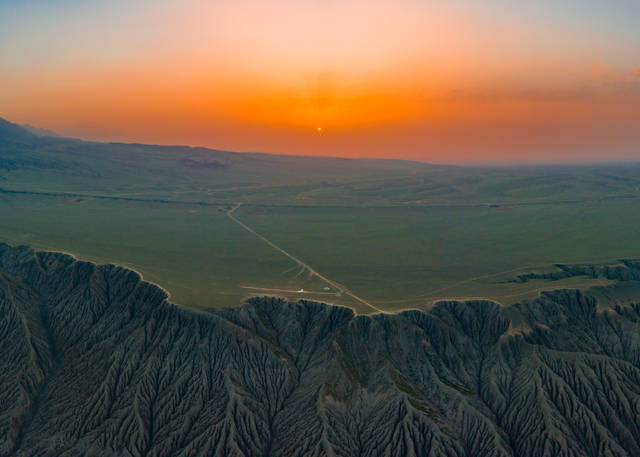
[
  {"left": 511, "top": 260, "right": 640, "bottom": 283},
  {"left": 3, "top": 243, "right": 640, "bottom": 456}
]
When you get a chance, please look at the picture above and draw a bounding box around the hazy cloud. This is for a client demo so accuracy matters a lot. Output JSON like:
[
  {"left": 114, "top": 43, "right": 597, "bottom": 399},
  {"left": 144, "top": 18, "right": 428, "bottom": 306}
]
[{"left": 592, "top": 61, "right": 626, "bottom": 82}]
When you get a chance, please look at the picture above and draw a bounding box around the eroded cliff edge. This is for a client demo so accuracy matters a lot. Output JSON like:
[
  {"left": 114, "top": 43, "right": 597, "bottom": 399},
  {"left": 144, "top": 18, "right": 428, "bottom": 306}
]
[{"left": 2, "top": 243, "right": 640, "bottom": 457}]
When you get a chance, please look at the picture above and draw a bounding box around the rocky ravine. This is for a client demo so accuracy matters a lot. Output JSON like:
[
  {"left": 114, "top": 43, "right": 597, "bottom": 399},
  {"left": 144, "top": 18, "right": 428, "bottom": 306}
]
[{"left": 2, "top": 243, "right": 640, "bottom": 456}]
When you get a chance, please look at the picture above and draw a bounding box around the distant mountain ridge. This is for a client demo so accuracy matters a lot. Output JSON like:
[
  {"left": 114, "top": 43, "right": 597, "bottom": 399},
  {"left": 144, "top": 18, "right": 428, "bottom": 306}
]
[
  {"left": 0, "top": 115, "right": 454, "bottom": 206},
  {"left": 20, "top": 124, "right": 61, "bottom": 138},
  {"left": 0, "top": 116, "right": 431, "bottom": 167},
  {"left": 3, "top": 242, "right": 640, "bottom": 456},
  {"left": 0, "top": 117, "right": 35, "bottom": 142}
]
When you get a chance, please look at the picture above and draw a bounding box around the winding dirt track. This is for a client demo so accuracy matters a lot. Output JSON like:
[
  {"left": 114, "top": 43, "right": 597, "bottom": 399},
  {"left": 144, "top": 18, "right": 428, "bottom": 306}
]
[{"left": 227, "top": 204, "right": 386, "bottom": 314}]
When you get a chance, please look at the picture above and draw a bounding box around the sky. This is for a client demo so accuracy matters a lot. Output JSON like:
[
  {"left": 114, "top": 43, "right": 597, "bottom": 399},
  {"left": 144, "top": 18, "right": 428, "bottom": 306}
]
[{"left": 1, "top": 0, "right": 639, "bottom": 163}]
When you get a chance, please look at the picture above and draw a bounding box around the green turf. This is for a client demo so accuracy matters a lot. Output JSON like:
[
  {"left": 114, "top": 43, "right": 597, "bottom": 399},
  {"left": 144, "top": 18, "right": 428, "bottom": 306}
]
[
  {"left": 0, "top": 195, "right": 324, "bottom": 308},
  {"left": 233, "top": 201, "right": 640, "bottom": 311},
  {"left": 2, "top": 191, "right": 640, "bottom": 313},
  {"left": 3, "top": 122, "right": 640, "bottom": 313}
]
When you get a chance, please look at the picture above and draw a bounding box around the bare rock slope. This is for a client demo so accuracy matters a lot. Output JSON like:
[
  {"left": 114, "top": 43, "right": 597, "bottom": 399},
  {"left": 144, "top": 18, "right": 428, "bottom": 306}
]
[{"left": 2, "top": 243, "right": 640, "bottom": 456}]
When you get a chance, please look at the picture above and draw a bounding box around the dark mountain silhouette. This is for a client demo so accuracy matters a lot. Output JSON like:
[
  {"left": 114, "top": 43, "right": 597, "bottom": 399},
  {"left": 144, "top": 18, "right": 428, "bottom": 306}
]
[
  {"left": 20, "top": 124, "right": 61, "bottom": 139},
  {"left": 0, "top": 118, "right": 35, "bottom": 144}
]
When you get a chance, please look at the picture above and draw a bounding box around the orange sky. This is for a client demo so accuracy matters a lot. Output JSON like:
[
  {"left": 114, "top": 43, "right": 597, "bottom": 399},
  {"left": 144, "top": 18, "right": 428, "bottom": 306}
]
[{"left": 1, "top": 0, "right": 640, "bottom": 163}]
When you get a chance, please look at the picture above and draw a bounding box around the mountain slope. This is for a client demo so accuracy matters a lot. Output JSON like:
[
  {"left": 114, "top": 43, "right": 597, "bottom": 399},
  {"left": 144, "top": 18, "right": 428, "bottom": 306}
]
[
  {"left": 4, "top": 116, "right": 640, "bottom": 208},
  {"left": 0, "top": 116, "right": 445, "bottom": 203},
  {"left": 2, "top": 243, "right": 640, "bottom": 456},
  {"left": 0, "top": 118, "right": 31, "bottom": 141}
]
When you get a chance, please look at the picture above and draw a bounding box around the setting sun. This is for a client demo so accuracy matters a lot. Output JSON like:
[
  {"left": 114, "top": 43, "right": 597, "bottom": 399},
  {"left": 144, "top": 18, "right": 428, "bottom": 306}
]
[{"left": 1, "top": 0, "right": 640, "bottom": 162}]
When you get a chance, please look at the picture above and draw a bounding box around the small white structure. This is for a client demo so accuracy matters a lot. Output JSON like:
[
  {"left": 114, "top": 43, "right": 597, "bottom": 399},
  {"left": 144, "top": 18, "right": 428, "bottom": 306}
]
[{"left": 298, "top": 289, "right": 305, "bottom": 293}]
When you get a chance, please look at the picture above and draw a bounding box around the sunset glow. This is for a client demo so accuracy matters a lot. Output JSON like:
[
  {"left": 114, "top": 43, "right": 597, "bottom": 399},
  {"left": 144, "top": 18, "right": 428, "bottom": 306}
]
[{"left": 1, "top": 0, "right": 640, "bottom": 162}]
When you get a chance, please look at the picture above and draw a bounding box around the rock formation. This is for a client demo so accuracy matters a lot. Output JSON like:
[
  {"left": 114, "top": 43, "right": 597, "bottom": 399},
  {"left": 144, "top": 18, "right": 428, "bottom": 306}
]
[{"left": 3, "top": 243, "right": 640, "bottom": 456}]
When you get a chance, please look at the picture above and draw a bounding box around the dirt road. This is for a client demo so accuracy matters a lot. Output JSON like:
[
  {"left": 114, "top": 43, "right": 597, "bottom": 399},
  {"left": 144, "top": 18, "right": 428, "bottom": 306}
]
[{"left": 227, "top": 204, "right": 385, "bottom": 313}]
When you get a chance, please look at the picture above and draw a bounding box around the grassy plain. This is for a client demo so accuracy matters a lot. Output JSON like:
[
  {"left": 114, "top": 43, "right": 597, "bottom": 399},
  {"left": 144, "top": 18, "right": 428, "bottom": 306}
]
[
  {"left": 2, "top": 119, "right": 640, "bottom": 313},
  {"left": 234, "top": 201, "right": 640, "bottom": 311},
  {"left": 1, "top": 192, "right": 639, "bottom": 313},
  {"left": 0, "top": 194, "right": 341, "bottom": 308}
]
